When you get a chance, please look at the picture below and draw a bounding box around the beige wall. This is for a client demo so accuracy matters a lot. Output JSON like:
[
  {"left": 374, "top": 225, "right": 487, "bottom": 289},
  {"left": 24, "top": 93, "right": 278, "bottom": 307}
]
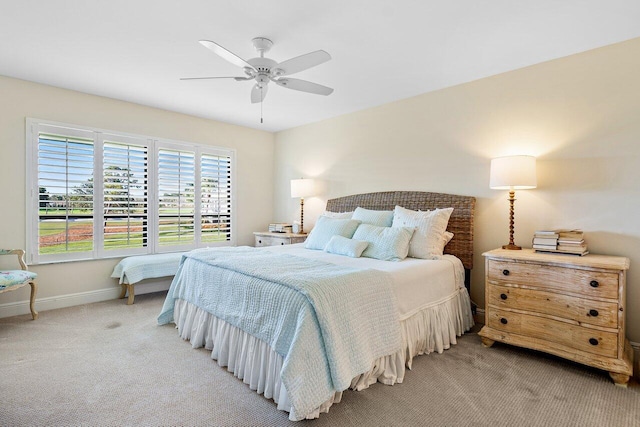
[
  {"left": 0, "top": 76, "right": 274, "bottom": 310},
  {"left": 274, "top": 38, "right": 640, "bottom": 342},
  {"left": 3, "top": 38, "right": 639, "bottom": 342}
]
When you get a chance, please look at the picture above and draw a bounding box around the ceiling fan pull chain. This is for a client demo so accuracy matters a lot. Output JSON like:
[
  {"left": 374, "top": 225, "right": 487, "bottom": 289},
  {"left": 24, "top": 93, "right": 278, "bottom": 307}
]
[{"left": 260, "top": 87, "right": 264, "bottom": 124}]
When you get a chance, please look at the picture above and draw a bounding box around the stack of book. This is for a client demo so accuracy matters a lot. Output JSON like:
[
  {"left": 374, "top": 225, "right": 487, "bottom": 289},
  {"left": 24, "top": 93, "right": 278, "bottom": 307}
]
[
  {"left": 557, "top": 229, "right": 588, "bottom": 255},
  {"left": 532, "top": 231, "right": 559, "bottom": 251},
  {"left": 533, "top": 229, "right": 589, "bottom": 256},
  {"left": 268, "top": 223, "right": 293, "bottom": 233}
]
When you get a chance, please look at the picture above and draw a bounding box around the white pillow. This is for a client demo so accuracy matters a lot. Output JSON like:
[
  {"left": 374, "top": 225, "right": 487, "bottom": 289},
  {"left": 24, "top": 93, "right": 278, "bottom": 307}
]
[
  {"left": 392, "top": 206, "right": 454, "bottom": 259},
  {"left": 322, "top": 210, "right": 353, "bottom": 219},
  {"left": 324, "top": 235, "right": 369, "bottom": 258},
  {"left": 352, "top": 224, "right": 415, "bottom": 261},
  {"left": 352, "top": 207, "right": 394, "bottom": 227},
  {"left": 439, "top": 231, "right": 454, "bottom": 254},
  {"left": 304, "top": 216, "right": 361, "bottom": 250},
  {"left": 444, "top": 231, "right": 454, "bottom": 244}
]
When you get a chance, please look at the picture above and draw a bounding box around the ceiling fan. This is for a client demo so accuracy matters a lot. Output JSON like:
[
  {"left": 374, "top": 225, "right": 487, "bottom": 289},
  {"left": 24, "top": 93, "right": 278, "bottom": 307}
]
[{"left": 181, "top": 37, "right": 334, "bottom": 104}]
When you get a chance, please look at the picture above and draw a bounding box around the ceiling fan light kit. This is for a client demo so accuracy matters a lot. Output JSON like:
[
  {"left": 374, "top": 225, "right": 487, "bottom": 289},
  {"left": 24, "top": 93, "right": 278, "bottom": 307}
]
[{"left": 182, "top": 36, "right": 334, "bottom": 121}]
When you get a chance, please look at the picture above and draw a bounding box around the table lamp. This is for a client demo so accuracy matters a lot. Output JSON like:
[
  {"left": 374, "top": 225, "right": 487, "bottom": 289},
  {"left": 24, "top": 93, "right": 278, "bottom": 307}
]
[
  {"left": 290, "top": 178, "right": 315, "bottom": 234},
  {"left": 490, "top": 155, "right": 537, "bottom": 250}
]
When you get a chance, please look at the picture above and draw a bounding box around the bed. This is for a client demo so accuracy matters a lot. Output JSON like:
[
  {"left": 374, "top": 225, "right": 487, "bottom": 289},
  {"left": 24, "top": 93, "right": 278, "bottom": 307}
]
[{"left": 158, "top": 191, "right": 476, "bottom": 421}]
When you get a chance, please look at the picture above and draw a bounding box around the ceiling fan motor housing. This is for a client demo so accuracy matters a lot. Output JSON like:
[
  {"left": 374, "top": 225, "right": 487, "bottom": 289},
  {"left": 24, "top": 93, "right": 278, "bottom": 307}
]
[{"left": 247, "top": 57, "right": 277, "bottom": 74}]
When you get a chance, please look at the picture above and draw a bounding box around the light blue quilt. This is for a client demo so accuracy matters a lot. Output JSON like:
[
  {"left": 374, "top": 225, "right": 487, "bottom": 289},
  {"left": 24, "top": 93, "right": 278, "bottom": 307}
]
[{"left": 158, "top": 246, "right": 402, "bottom": 419}]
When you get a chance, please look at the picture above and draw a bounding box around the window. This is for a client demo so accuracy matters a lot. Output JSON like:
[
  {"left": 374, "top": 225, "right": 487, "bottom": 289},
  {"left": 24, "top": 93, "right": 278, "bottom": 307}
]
[
  {"left": 102, "top": 137, "right": 149, "bottom": 253},
  {"left": 200, "top": 153, "right": 232, "bottom": 243},
  {"left": 35, "top": 129, "right": 95, "bottom": 259},
  {"left": 155, "top": 147, "right": 233, "bottom": 251},
  {"left": 27, "top": 119, "right": 235, "bottom": 264},
  {"left": 157, "top": 148, "right": 196, "bottom": 248}
]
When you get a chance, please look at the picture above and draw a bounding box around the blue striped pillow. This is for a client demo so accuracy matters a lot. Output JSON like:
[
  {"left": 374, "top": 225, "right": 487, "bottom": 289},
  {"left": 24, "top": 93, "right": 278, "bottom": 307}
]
[
  {"left": 324, "top": 235, "right": 369, "bottom": 258},
  {"left": 352, "top": 224, "right": 415, "bottom": 261},
  {"left": 352, "top": 207, "right": 394, "bottom": 227},
  {"left": 304, "top": 216, "right": 361, "bottom": 250}
]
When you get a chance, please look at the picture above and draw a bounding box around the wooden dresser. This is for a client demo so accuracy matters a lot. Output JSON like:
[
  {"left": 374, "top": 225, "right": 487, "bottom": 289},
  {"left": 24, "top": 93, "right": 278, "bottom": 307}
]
[
  {"left": 254, "top": 231, "right": 307, "bottom": 247},
  {"left": 479, "top": 248, "right": 633, "bottom": 386}
]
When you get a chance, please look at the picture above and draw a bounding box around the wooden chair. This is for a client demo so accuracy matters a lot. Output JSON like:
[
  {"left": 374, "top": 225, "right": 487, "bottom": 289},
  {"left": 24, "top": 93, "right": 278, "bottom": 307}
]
[{"left": 0, "top": 249, "right": 38, "bottom": 320}]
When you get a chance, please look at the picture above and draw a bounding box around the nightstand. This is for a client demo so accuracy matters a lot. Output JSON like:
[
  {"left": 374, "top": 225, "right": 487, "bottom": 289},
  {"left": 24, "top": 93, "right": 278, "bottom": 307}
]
[
  {"left": 479, "top": 248, "right": 632, "bottom": 387},
  {"left": 254, "top": 231, "right": 307, "bottom": 247}
]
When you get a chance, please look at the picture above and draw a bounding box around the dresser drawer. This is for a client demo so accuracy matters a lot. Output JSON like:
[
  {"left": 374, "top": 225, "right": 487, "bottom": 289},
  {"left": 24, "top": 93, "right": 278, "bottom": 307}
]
[
  {"left": 487, "top": 308, "right": 618, "bottom": 358},
  {"left": 255, "top": 235, "right": 287, "bottom": 247},
  {"left": 487, "top": 284, "right": 618, "bottom": 329},
  {"left": 254, "top": 233, "right": 307, "bottom": 247},
  {"left": 487, "top": 259, "right": 618, "bottom": 299}
]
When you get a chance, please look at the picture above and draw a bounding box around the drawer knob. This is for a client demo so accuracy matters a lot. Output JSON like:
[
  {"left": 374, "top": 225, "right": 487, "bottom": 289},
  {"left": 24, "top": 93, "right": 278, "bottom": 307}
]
[
  {"left": 500, "top": 293, "right": 508, "bottom": 300},
  {"left": 590, "top": 280, "right": 599, "bottom": 288},
  {"left": 588, "top": 309, "right": 599, "bottom": 317},
  {"left": 589, "top": 338, "right": 599, "bottom": 346},
  {"left": 258, "top": 240, "right": 262, "bottom": 244},
  {"left": 502, "top": 269, "right": 510, "bottom": 276},
  {"left": 500, "top": 317, "right": 508, "bottom": 325},
  {"left": 281, "top": 242, "right": 285, "bottom": 245}
]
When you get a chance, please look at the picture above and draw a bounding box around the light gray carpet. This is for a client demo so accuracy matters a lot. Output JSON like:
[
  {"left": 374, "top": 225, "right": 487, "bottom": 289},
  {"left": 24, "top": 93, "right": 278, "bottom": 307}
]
[{"left": 1, "top": 292, "right": 638, "bottom": 427}]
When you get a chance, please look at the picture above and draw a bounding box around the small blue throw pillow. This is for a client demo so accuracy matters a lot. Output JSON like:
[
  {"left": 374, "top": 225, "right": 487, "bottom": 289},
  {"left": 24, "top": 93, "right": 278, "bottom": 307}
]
[
  {"left": 324, "top": 235, "right": 369, "bottom": 258},
  {"left": 352, "top": 207, "right": 394, "bottom": 227},
  {"left": 352, "top": 224, "right": 415, "bottom": 261},
  {"left": 304, "top": 216, "right": 361, "bottom": 250}
]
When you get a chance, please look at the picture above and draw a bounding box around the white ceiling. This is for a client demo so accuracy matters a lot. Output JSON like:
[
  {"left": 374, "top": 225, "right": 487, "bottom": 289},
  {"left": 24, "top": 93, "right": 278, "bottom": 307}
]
[{"left": 2, "top": 1, "right": 640, "bottom": 133}]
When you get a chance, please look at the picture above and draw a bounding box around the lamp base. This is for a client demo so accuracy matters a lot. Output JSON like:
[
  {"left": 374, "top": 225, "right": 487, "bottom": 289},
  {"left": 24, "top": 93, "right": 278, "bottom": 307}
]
[{"left": 502, "top": 243, "right": 522, "bottom": 250}]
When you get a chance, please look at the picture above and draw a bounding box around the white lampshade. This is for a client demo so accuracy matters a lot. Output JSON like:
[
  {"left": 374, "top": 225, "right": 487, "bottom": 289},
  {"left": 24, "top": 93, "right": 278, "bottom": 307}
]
[
  {"left": 290, "top": 178, "right": 315, "bottom": 198},
  {"left": 489, "top": 155, "right": 537, "bottom": 190}
]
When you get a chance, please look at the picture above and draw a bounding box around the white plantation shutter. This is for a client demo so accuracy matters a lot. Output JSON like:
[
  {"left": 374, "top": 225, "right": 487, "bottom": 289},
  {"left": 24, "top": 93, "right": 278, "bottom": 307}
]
[
  {"left": 157, "top": 148, "right": 196, "bottom": 250},
  {"left": 35, "top": 127, "right": 95, "bottom": 262},
  {"left": 201, "top": 153, "right": 232, "bottom": 243},
  {"left": 27, "top": 119, "right": 235, "bottom": 264},
  {"left": 102, "top": 137, "right": 149, "bottom": 253}
]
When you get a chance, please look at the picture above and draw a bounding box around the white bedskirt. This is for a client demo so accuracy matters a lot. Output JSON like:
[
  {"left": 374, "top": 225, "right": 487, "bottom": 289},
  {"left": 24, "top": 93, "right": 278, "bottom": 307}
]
[{"left": 173, "top": 287, "right": 473, "bottom": 421}]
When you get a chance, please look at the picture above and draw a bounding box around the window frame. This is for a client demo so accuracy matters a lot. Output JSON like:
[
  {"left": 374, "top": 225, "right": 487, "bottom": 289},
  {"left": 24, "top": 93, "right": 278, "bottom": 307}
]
[{"left": 26, "top": 118, "right": 236, "bottom": 265}]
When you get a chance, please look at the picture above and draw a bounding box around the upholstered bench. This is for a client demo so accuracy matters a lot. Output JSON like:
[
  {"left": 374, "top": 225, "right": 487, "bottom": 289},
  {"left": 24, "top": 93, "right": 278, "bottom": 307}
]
[{"left": 111, "top": 252, "right": 184, "bottom": 305}]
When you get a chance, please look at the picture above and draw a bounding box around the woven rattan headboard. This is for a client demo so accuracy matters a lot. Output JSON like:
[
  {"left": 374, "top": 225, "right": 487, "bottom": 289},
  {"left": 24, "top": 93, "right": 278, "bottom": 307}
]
[{"left": 325, "top": 191, "right": 476, "bottom": 270}]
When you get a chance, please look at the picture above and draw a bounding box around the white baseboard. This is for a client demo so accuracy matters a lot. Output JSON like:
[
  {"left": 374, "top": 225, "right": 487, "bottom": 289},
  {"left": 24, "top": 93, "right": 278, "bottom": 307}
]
[{"left": 0, "top": 279, "right": 171, "bottom": 319}]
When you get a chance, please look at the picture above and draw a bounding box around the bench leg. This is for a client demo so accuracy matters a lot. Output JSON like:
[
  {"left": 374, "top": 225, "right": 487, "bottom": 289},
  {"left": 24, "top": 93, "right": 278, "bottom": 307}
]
[
  {"left": 126, "top": 284, "right": 135, "bottom": 305},
  {"left": 29, "top": 281, "right": 38, "bottom": 320},
  {"left": 119, "top": 283, "right": 135, "bottom": 305}
]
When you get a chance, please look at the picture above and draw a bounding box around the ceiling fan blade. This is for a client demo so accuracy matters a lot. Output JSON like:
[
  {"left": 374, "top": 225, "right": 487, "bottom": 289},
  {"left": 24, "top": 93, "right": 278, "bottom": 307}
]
[
  {"left": 276, "top": 50, "right": 331, "bottom": 76},
  {"left": 251, "top": 84, "right": 268, "bottom": 104},
  {"left": 199, "top": 40, "right": 256, "bottom": 71},
  {"left": 180, "top": 76, "right": 252, "bottom": 81},
  {"left": 274, "top": 78, "right": 333, "bottom": 96}
]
